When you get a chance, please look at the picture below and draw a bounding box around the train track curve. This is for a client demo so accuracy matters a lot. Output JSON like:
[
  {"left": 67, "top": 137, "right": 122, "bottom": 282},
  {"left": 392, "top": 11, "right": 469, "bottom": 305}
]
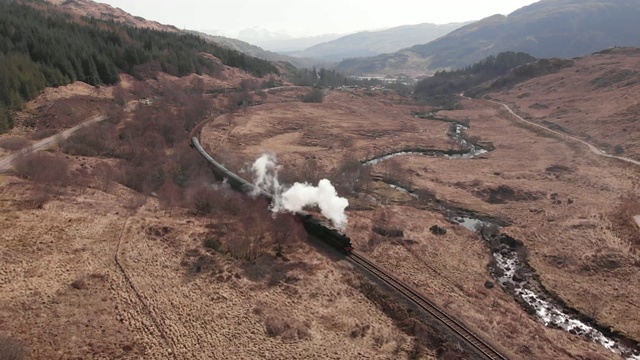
[
  {"left": 191, "top": 135, "right": 509, "bottom": 359},
  {"left": 350, "top": 251, "right": 508, "bottom": 360}
]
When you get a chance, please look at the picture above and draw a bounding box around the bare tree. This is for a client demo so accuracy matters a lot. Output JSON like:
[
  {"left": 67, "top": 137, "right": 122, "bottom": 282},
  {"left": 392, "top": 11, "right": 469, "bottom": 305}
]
[
  {"left": 272, "top": 213, "right": 304, "bottom": 256},
  {"left": 332, "top": 157, "right": 362, "bottom": 194},
  {"left": 14, "top": 152, "right": 70, "bottom": 186},
  {"left": 158, "top": 178, "right": 183, "bottom": 208},
  {"left": 112, "top": 84, "right": 127, "bottom": 106}
]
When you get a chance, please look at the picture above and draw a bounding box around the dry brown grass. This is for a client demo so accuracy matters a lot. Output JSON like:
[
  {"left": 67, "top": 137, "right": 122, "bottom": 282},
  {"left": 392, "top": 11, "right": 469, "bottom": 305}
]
[
  {"left": 4, "top": 54, "right": 639, "bottom": 358},
  {"left": 350, "top": 272, "right": 458, "bottom": 359},
  {"left": 493, "top": 47, "right": 640, "bottom": 161},
  {"left": 199, "top": 88, "right": 638, "bottom": 358},
  {"left": 1, "top": 172, "right": 414, "bottom": 358}
]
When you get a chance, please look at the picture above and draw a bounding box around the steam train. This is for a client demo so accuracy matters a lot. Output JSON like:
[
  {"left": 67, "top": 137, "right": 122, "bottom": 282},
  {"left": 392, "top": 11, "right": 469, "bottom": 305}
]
[
  {"left": 295, "top": 211, "right": 353, "bottom": 253},
  {"left": 191, "top": 137, "right": 353, "bottom": 254}
]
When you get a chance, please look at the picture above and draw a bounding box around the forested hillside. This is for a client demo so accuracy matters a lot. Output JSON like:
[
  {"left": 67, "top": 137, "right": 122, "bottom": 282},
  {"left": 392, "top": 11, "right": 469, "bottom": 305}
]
[
  {"left": 413, "top": 51, "right": 536, "bottom": 107},
  {"left": 0, "top": 0, "right": 278, "bottom": 133}
]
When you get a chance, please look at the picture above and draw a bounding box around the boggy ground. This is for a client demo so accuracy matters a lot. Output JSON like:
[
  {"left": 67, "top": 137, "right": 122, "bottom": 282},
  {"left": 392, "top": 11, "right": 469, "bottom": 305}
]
[
  {"left": 201, "top": 87, "right": 639, "bottom": 359},
  {"left": 1, "top": 77, "right": 430, "bottom": 358}
]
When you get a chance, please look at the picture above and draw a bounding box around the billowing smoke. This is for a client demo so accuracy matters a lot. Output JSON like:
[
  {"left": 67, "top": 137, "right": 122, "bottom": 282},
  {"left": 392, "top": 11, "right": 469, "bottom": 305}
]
[
  {"left": 250, "top": 153, "right": 281, "bottom": 198},
  {"left": 250, "top": 153, "right": 349, "bottom": 229}
]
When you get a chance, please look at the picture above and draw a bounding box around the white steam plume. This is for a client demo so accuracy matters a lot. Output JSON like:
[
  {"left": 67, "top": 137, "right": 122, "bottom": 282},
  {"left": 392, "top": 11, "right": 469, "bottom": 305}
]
[
  {"left": 250, "top": 153, "right": 281, "bottom": 198},
  {"left": 250, "top": 154, "right": 349, "bottom": 229}
]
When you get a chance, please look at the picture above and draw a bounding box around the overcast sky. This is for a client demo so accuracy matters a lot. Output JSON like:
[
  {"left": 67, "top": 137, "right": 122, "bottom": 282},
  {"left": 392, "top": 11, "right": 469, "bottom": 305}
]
[{"left": 98, "top": 0, "right": 539, "bottom": 37}]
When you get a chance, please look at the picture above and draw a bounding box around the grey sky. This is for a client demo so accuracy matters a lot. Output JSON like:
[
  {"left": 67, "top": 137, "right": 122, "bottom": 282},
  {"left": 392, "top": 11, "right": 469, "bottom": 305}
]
[{"left": 98, "top": 0, "right": 539, "bottom": 37}]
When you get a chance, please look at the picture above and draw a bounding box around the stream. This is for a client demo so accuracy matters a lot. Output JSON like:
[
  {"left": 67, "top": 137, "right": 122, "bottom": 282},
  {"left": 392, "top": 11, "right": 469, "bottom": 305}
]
[
  {"left": 364, "top": 113, "right": 640, "bottom": 359},
  {"left": 380, "top": 181, "right": 640, "bottom": 359},
  {"left": 363, "top": 123, "right": 488, "bottom": 166},
  {"left": 484, "top": 224, "right": 639, "bottom": 360}
]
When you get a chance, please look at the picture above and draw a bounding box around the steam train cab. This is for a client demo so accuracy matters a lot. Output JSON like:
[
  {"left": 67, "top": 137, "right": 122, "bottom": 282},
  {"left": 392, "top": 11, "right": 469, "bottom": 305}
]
[{"left": 296, "top": 211, "right": 353, "bottom": 254}]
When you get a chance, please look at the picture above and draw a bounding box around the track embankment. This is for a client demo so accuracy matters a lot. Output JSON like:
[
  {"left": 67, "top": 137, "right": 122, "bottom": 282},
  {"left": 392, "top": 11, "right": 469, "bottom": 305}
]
[{"left": 350, "top": 251, "right": 508, "bottom": 360}]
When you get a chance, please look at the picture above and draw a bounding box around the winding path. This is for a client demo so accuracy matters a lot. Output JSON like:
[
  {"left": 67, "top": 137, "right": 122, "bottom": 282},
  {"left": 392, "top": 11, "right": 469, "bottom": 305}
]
[
  {"left": 0, "top": 101, "right": 138, "bottom": 174},
  {"left": 478, "top": 97, "right": 640, "bottom": 237},
  {"left": 0, "top": 114, "right": 106, "bottom": 173},
  {"left": 476, "top": 96, "right": 640, "bottom": 167}
]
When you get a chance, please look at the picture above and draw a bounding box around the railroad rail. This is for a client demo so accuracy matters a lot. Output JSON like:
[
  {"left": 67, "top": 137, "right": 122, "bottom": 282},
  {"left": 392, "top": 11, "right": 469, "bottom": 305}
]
[
  {"left": 349, "top": 251, "right": 508, "bottom": 360},
  {"left": 191, "top": 135, "right": 508, "bottom": 359}
]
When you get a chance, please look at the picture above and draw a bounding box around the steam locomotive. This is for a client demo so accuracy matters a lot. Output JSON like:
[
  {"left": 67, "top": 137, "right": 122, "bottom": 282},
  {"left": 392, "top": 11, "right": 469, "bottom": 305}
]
[
  {"left": 295, "top": 211, "right": 353, "bottom": 254},
  {"left": 191, "top": 137, "right": 353, "bottom": 254}
]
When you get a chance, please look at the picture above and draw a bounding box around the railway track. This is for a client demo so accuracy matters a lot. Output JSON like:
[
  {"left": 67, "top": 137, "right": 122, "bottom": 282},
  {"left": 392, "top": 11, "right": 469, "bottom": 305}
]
[
  {"left": 191, "top": 135, "right": 508, "bottom": 359},
  {"left": 349, "top": 250, "right": 508, "bottom": 360}
]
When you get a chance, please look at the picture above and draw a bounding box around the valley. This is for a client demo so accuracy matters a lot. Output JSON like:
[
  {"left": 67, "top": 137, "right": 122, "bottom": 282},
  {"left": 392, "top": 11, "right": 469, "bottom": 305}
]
[
  {"left": 198, "top": 86, "right": 640, "bottom": 359},
  {"left": 2, "top": 67, "right": 639, "bottom": 360},
  {"left": 1, "top": 0, "right": 640, "bottom": 359}
]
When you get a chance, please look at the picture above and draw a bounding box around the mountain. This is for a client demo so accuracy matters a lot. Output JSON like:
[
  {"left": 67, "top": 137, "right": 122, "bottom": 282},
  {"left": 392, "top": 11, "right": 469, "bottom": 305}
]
[
  {"left": 0, "top": 0, "right": 280, "bottom": 132},
  {"left": 485, "top": 47, "right": 640, "bottom": 160},
  {"left": 47, "top": 0, "right": 179, "bottom": 32},
  {"left": 234, "top": 28, "right": 344, "bottom": 52},
  {"left": 335, "top": 0, "right": 640, "bottom": 77},
  {"left": 46, "top": 0, "right": 317, "bottom": 68},
  {"left": 186, "top": 31, "right": 318, "bottom": 69},
  {"left": 294, "top": 22, "right": 469, "bottom": 61},
  {"left": 413, "top": 51, "right": 538, "bottom": 107}
]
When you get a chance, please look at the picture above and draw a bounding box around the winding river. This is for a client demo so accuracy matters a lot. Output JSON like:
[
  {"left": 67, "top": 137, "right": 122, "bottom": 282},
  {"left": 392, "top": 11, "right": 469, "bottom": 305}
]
[
  {"left": 364, "top": 113, "right": 640, "bottom": 359},
  {"left": 363, "top": 117, "right": 489, "bottom": 166}
]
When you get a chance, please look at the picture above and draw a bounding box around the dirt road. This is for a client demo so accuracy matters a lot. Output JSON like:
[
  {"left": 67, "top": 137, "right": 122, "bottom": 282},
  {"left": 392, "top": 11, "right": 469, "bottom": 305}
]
[
  {"left": 0, "top": 114, "right": 106, "bottom": 173},
  {"left": 0, "top": 101, "right": 138, "bottom": 174},
  {"left": 483, "top": 97, "right": 640, "bottom": 167}
]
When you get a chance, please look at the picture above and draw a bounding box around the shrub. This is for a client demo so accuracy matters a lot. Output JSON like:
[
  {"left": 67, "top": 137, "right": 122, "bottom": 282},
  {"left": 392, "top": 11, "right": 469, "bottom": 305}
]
[
  {"left": 91, "top": 162, "right": 118, "bottom": 192},
  {"left": 332, "top": 157, "right": 366, "bottom": 194},
  {"left": 70, "top": 277, "right": 88, "bottom": 290},
  {"left": 157, "top": 178, "right": 183, "bottom": 208},
  {"left": 610, "top": 194, "right": 640, "bottom": 247},
  {"left": 168, "top": 143, "right": 213, "bottom": 186},
  {"left": 184, "top": 184, "right": 247, "bottom": 216},
  {"left": 0, "top": 335, "right": 27, "bottom": 360},
  {"left": 302, "top": 88, "right": 325, "bottom": 103},
  {"left": 26, "top": 187, "right": 51, "bottom": 209},
  {"left": 13, "top": 152, "right": 70, "bottom": 186},
  {"left": 272, "top": 213, "right": 305, "bottom": 255},
  {"left": 30, "top": 128, "right": 58, "bottom": 140},
  {"left": 186, "top": 185, "right": 218, "bottom": 214},
  {"left": 264, "top": 313, "right": 311, "bottom": 341},
  {"left": 61, "top": 122, "right": 117, "bottom": 157},
  {"left": 0, "top": 136, "right": 30, "bottom": 151},
  {"left": 203, "top": 237, "right": 223, "bottom": 252},
  {"left": 123, "top": 194, "right": 147, "bottom": 211}
]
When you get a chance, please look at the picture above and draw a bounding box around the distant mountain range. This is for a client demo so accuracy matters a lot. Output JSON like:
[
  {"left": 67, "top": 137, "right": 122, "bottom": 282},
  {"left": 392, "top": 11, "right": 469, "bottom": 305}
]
[
  {"left": 290, "top": 22, "right": 470, "bottom": 61},
  {"left": 335, "top": 0, "right": 640, "bottom": 77},
  {"left": 186, "top": 31, "right": 319, "bottom": 69},
  {"left": 200, "top": 28, "right": 346, "bottom": 53},
  {"left": 236, "top": 29, "right": 345, "bottom": 52}
]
